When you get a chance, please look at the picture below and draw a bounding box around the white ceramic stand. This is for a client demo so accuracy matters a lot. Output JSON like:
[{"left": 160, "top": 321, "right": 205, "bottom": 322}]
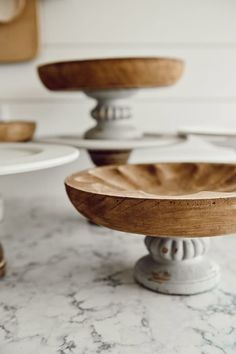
[
  {"left": 134, "top": 236, "right": 220, "bottom": 295},
  {"left": 0, "top": 143, "right": 79, "bottom": 276},
  {"left": 84, "top": 89, "right": 142, "bottom": 140}
]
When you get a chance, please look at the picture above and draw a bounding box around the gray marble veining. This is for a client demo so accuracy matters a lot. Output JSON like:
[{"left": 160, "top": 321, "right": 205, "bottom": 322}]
[{"left": 0, "top": 197, "right": 236, "bottom": 354}]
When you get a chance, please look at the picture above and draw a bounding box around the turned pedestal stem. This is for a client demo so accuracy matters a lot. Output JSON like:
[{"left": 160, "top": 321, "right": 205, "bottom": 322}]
[
  {"left": 134, "top": 236, "right": 220, "bottom": 295},
  {"left": 84, "top": 90, "right": 142, "bottom": 140},
  {"left": 83, "top": 90, "right": 143, "bottom": 166}
]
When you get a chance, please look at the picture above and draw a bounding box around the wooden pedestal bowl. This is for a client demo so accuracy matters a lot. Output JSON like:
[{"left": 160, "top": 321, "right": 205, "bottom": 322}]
[
  {"left": 38, "top": 57, "right": 184, "bottom": 91},
  {"left": 0, "top": 121, "right": 36, "bottom": 142},
  {"left": 65, "top": 162, "right": 236, "bottom": 295}
]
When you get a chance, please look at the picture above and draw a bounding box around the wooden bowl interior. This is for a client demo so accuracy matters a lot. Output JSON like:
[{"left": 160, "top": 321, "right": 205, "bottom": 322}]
[
  {"left": 66, "top": 163, "right": 236, "bottom": 237},
  {"left": 66, "top": 163, "right": 236, "bottom": 199}
]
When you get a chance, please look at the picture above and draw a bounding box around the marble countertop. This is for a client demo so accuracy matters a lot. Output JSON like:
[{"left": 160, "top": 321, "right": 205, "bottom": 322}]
[{"left": 1, "top": 197, "right": 236, "bottom": 354}]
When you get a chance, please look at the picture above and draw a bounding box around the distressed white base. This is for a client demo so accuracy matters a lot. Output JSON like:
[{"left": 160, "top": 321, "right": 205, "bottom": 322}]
[
  {"left": 134, "top": 236, "right": 220, "bottom": 295},
  {"left": 84, "top": 89, "right": 142, "bottom": 140}
]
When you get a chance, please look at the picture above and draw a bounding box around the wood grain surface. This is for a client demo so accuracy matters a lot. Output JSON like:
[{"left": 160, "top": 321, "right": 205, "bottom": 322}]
[
  {"left": 65, "top": 163, "right": 236, "bottom": 237},
  {"left": 0, "top": 121, "right": 36, "bottom": 142},
  {"left": 38, "top": 57, "right": 184, "bottom": 91},
  {"left": 0, "top": 0, "right": 39, "bottom": 62}
]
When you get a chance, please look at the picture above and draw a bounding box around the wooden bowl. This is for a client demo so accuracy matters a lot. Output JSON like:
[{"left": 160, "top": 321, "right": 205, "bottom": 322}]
[
  {"left": 38, "top": 57, "right": 184, "bottom": 91},
  {"left": 65, "top": 163, "right": 236, "bottom": 237},
  {"left": 0, "top": 121, "right": 36, "bottom": 142}
]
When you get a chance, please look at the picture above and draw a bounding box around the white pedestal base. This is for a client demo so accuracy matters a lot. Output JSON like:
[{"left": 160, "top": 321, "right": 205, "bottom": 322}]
[
  {"left": 84, "top": 90, "right": 142, "bottom": 140},
  {"left": 134, "top": 236, "right": 220, "bottom": 295}
]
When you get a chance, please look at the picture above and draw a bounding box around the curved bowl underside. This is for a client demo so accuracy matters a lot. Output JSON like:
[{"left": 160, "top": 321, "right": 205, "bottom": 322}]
[
  {"left": 38, "top": 57, "right": 184, "bottom": 91},
  {"left": 65, "top": 163, "right": 236, "bottom": 237}
]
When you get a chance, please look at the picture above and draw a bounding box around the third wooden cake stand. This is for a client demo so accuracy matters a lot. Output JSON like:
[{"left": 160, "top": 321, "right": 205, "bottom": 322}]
[{"left": 38, "top": 57, "right": 184, "bottom": 166}]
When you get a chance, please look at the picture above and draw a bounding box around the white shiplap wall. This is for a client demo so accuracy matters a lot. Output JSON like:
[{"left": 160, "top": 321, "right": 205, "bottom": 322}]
[{"left": 1, "top": 0, "right": 236, "bottom": 197}]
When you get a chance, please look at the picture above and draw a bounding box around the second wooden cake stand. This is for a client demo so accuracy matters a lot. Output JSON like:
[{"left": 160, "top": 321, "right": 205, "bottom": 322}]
[{"left": 65, "top": 162, "right": 236, "bottom": 295}]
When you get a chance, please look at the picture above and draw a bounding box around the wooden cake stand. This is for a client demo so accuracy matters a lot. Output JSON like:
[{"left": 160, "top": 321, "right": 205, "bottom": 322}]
[
  {"left": 38, "top": 57, "right": 184, "bottom": 165},
  {"left": 65, "top": 162, "right": 236, "bottom": 295}
]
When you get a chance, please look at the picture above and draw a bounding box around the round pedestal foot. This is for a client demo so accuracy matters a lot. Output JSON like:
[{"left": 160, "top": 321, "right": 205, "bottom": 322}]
[
  {"left": 88, "top": 149, "right": 131, "bottom": 166},
  {"left": 0, "top": 243, "right": 6, "bottom": 278},
  {"left": 134, "top": 236, "right": 220, "bottom": 295}
]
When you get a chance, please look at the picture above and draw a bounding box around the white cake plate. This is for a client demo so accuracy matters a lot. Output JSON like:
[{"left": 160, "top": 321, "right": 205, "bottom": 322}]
[
  {"left": 179, "top": 127, "right": 236, "bottom": 152},
  {"left": 37, "top": 133, "right": 185, "bottom": 166},
  {"left": 0, "top": 142, "right": 79, "bottom": 276},
  {"left": 37, "top": 133, "right": 183, "bottom": 151},
  {"left": 0, "top": 142, "right": 79, "bottom": 175},
  {"left": 179, "top": 126, "right": 236, "bottom": 138}
]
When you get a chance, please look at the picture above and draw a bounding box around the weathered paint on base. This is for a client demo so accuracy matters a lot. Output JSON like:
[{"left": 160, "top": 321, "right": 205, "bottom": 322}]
[{"left": 134, "top": 236, "right": 220, "bottom": 295}]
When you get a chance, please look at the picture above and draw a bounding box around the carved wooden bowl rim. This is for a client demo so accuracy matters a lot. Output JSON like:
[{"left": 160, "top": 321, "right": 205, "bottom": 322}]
[
  {"left": 65, "top": 163, "right": 236, "bottom": 237},
  {"left": 65, "top": 162, "right": 236, "bottom": 201},
  {"left": 38, "top": 57, "right": 184, "bottom": 91}
]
